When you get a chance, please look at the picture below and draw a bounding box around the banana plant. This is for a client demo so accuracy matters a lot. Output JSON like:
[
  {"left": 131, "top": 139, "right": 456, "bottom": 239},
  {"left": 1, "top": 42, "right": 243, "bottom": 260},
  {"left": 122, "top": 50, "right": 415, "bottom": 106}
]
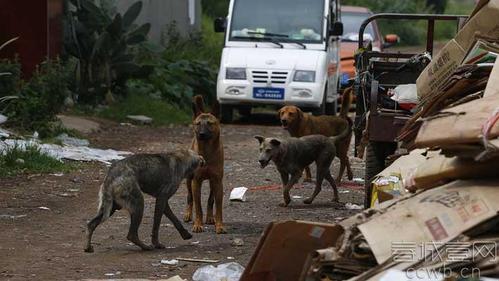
[
  {"left": 65, "top": 0, "right": 152, "bottom": 103},
  {"left": 0, "top": 37, "right": 19, "bottom": 78}
]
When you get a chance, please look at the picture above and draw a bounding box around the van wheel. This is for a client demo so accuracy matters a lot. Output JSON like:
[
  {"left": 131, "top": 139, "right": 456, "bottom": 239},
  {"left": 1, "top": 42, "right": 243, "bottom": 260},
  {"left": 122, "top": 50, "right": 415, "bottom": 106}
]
[
  {"left": 238, "top": 106, "right": 252, "bottom": 117},
  {"left": 220, "top": 105, "right": 233, "bottom": 123}
]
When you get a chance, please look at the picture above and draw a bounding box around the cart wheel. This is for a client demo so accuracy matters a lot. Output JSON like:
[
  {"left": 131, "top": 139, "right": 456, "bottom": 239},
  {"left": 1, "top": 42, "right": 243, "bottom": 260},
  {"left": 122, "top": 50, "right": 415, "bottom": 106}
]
[
  {"left": 364, "top": 141, "right": 397, "bottom": 208},
  {"left": 220, "top": 105, "right": 233, "bottom": 123}
]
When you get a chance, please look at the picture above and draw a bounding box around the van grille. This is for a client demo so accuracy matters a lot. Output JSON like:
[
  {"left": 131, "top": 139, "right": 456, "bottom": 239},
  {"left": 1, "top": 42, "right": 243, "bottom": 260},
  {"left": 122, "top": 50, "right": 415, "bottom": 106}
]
[{"left": 251, "top": 70, "right": 289, "bottom": 85}]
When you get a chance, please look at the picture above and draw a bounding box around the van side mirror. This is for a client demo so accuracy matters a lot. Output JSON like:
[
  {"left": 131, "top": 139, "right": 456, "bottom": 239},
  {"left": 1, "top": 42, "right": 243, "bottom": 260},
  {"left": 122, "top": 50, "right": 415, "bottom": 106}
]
[
  {"left": 329, "top": 22, "right": 343, "bottom": 37},
  {"left": 214, "top": 17, "right": 226, "bottom": 33}
]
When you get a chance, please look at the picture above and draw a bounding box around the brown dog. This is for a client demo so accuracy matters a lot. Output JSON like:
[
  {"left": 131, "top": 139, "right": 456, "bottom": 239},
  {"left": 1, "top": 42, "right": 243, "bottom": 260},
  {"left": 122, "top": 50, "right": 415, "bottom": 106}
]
[
  {"left": 184, "top": 95, "right": 226, "bottom": 234},
  {"left": 278, "top": 88, "right": 353, "bottom": 183}
]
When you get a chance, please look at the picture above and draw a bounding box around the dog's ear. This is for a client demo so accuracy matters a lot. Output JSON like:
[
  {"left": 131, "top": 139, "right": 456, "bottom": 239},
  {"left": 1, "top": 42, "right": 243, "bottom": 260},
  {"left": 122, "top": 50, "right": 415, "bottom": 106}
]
[
  {"left": 254, "top": 135, "right": 265, "bottom": 144},
  {"left": 296, "top": 107, "right": 304, "bottom": 120},
  {"left": 192, "top": 95, "right": 205, "bottom": 119},
  {"left": 270, "top": 138, "right": 281, "bottom": 146},
  {"left": 277, "top": 107, "right": 284, "bottom": 119}
]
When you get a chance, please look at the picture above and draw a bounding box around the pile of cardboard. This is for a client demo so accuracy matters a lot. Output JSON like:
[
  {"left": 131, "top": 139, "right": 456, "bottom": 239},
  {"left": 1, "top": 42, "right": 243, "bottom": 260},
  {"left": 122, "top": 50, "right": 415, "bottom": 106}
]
[{"left": 239, "top": 1, "right": 499, "bottom": 280}]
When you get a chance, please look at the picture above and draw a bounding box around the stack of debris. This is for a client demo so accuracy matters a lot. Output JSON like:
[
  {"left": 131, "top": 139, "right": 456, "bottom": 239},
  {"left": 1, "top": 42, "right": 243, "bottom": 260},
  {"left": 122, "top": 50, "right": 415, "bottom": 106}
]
[{"left": 240, "top": 1, "right": 499, "bottom": 280}]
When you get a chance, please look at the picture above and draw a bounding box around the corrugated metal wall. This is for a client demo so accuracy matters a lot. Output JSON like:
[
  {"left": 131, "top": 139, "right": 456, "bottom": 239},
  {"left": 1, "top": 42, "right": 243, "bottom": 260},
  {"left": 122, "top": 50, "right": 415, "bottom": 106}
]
[{"left": 0, "top": 0, "right": 63, "bottom": 76}]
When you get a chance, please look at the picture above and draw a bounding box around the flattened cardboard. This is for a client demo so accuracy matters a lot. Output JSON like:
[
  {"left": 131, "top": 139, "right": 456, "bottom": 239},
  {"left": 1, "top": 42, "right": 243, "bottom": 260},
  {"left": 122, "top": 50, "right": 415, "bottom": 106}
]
[
  {"left": 413, "top": 155, "right": 499, "bottom": 190},
  {"left": 484, "top": 59, "right": 499, "bottom": 97},
  {"left": 359, "top": 180, "right": 499, "bottom": 264},
  {"left": 417, "top": 0, "right": 499, "bottom": 98},
  {"left": 240, "top": 220, "right": 344, "bottom": 281},
  {"left": 414, "top": 94, "right": 499, "bottom": 147},
  {"left": 417, "top": 40, "right": 466, "bottom": 99}
]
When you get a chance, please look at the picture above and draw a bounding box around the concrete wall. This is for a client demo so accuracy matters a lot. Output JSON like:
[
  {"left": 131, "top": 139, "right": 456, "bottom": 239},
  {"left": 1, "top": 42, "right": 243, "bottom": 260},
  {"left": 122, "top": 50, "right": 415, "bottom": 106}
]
[{"left": 116, "top": 0, "right": 201, "bottom": 44}]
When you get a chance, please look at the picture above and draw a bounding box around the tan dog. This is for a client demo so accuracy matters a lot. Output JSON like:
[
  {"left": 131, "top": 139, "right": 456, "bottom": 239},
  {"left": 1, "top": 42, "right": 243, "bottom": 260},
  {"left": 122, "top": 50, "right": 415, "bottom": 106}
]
[
  {"left": 278, "top": 88, "right": 353, "bottom": 183},
  {"left": 184, "top": 95, "right": 226, "bottom": 234}
]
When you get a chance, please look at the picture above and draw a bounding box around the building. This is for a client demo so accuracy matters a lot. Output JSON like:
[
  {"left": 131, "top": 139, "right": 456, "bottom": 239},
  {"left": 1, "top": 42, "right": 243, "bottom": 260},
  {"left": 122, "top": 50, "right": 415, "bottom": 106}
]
[
  {"left": 116, "top": 0, "right": 202, "bottom": 44},
  {"left": 0, "top": 0, "right": 63, "bottom": 76}
]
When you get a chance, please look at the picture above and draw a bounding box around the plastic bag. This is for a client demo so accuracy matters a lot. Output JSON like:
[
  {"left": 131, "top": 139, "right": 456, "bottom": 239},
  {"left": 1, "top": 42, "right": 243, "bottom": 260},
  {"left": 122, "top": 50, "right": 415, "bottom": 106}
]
[{"left": 192, "top": 262, "right": 244, "bottom": 281}]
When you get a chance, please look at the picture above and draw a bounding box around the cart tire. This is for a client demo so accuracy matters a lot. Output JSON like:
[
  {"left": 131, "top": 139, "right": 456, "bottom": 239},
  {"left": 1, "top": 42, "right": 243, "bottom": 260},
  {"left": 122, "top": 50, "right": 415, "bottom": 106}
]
[{"left": 364, "top": 141, "right": 397, "bottom": 208}]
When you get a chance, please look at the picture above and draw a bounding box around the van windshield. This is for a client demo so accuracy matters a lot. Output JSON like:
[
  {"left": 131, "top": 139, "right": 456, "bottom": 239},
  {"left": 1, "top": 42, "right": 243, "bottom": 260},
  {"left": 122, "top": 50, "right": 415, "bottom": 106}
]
[{"left": 230, "top": 0, "right": 325, "bottom": 44}]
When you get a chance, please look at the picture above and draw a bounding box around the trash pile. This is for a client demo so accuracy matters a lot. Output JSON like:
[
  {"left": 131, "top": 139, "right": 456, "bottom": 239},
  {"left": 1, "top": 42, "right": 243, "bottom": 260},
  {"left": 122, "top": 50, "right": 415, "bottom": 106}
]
[
  {"left": 240, "top": 1, "right": 499, "bottom": 280},
  {"left": 0, "top": 135, "right": 130, "bottom": 165}
]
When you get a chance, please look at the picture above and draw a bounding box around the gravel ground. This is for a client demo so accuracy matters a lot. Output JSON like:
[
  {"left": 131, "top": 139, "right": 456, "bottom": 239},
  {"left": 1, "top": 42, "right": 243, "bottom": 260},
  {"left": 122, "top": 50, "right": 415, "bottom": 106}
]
[{"left": 0, "top": 115, "right": 365, "bottom": 280}]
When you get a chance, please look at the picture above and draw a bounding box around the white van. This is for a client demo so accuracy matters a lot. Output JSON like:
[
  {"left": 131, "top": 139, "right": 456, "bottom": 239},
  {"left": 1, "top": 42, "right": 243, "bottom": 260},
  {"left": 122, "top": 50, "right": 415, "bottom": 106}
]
[{"left": 214, "top": 0, "right": 343, "bottom": 122}]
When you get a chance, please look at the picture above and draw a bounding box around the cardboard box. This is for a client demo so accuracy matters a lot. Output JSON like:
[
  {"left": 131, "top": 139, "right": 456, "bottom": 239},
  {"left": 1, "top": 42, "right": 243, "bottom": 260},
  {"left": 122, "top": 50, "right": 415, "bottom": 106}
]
[
  {"left": 484, "top": 59, "right": 499, "bottom": 97},
  {"left": 417, "top": 0, "right": 499, "bottom": 99},
  {"left": 413, "top": 155, "right": 499, "bottom": 190},
  {"left": 240, "top": 220, "right": 344, "bottom": 281},
  {"left": 414, "top": 93, "right": 499, "bottom": 147},
  {"left": 358, "top": 180, "right": 499, "bottom": 264}
]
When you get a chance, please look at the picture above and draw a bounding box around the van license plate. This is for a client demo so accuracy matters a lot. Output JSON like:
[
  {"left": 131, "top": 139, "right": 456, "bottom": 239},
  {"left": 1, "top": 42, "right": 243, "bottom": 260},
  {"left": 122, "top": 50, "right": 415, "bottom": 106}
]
[{"left": 253, "top": 87, "right": 284, "bottom": 100}]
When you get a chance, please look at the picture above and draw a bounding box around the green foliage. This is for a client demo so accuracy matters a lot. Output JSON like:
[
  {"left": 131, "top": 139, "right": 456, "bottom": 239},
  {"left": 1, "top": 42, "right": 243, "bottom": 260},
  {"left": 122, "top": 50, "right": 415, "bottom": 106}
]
[
  {"left": 131, "top": 15, "right": 221, "bottom": 112},
  {"left": 64, "top": 0, "right": 153, "bottom": 104},
  {"left": 97, "top": 90, "right": 190, "bottom": 125},
  {"left": 0, "top": 144, "right": 73, "bottom": 177},
  {"left": 161, "top": 15, "right": 225, "bottom": 67},
  {"left": 5, "top": 60, "right": 70, "bottom": 137},
  {"left": 0, "top": 59, "right": 21, "bottom": 99},
  {"left": 343, "top": 0, "right": 474, "bottom": 45},
  {"left": 202, "top": 0, "right": 230, "bottom": 18}
]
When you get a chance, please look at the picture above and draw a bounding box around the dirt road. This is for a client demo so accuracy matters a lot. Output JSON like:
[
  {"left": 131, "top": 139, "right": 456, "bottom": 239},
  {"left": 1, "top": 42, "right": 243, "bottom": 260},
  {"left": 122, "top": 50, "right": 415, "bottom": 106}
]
[{"left": 0, "top": 116, "right": 365, "bottom": 280}]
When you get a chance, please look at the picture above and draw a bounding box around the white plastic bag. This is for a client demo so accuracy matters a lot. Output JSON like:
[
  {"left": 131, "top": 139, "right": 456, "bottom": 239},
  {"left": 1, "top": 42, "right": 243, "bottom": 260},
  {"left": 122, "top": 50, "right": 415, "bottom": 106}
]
[
  {"left": 192, "top": 262, "right": 244, "bottom": 281},
  {"left": 229, "top": 187, "right": 248, "bottom": 202}
]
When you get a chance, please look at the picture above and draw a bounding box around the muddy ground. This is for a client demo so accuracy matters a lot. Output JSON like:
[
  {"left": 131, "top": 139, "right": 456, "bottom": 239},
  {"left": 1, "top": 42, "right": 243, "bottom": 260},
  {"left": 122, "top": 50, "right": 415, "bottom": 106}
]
[{"left": 0, "top": 115, "right": 365, "bottom": 280}]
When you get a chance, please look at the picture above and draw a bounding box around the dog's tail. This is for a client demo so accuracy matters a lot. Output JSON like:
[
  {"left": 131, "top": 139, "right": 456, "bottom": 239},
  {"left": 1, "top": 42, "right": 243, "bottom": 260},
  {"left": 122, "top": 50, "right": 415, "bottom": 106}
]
[
  {"left": 340, "top": 86, "right": 353, "bottom": 118},
  {"left": 97, "top": 182, "right": 113, "bottom": 221},
  {"left": 330, "top": 118, "right": 352, "bottom": 143}
]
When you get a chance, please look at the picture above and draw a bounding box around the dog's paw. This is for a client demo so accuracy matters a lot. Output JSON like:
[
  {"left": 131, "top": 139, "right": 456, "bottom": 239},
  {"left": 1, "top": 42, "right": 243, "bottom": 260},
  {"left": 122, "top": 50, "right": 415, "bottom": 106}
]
[
  {"left": 153, "top": 242, "right": 166, "bottom": 249},
  {"left": 192, "top": 224, "right": 204, "bottom": 233},
  {"left": 183, "top": 213, "right": 192, "bottom": 222},
  {"left": 279, "top": 202, "right": 290, "bottom": 207},
  {"left": 205, "top": 216, "right": 215, "bottom": 225},
  {"left": 303, "top": 198, "right": 313, "bottom": 204},
  {"left": 84, "top": 246, "right": 94, "bottom": 253},
  {"left": 216, "top": 225, "right": 227, "bottom": 234},
  {"left": 140, "top": 244, "right": 155, "bottom": 251}
]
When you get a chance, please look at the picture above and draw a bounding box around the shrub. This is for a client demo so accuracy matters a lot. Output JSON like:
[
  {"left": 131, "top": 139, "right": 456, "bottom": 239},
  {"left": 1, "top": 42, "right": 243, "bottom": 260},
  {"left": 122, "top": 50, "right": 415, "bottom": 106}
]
[
  {"left": 0, "top": 58, "right": 21, "bottom": 99},
  {"left": 64, "top": 0, "right": 153, "bottom": 104},
  {"left": 6, "top": 59, "right": 70, "bottom": 136}
]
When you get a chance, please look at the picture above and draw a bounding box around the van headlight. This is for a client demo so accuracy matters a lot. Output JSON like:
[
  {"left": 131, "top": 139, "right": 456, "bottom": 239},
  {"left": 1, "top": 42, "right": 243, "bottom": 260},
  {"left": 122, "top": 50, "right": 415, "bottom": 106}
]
[
  {"left": 226, "top": 68, "right": 247, "bottom": 80},
  {"left": 293, "top": 70, "right": 315, "bottom": 82}
]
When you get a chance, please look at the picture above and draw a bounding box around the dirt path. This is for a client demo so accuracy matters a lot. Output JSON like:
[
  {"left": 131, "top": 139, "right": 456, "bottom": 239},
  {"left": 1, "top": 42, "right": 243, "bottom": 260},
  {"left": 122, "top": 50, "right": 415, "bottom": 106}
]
[{"left": 0, "top": 117, "right": 365, "bottom": 280}]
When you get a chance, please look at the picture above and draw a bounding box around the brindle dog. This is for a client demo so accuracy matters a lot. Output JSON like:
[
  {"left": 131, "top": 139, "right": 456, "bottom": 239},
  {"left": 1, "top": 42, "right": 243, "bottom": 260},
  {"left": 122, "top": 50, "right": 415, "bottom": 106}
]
[
  {"left": 184, "top": 95, "right": 226, "bottom": 234},
  {"left": 255, "top": 125, "right": 351, "bottom": 207},
  {"left": 84, "top": 149, "right": 204, "bottom": 252}
]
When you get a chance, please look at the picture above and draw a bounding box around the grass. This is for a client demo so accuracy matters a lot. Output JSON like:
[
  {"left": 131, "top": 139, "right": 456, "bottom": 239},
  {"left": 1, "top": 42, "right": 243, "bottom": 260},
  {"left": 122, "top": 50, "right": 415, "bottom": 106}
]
[
  {"left": 0, "top": 144, "right": 73, "bottom": 177},
  {"left": 97, "top": 93, "right": 191, "bottom": 126}
]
